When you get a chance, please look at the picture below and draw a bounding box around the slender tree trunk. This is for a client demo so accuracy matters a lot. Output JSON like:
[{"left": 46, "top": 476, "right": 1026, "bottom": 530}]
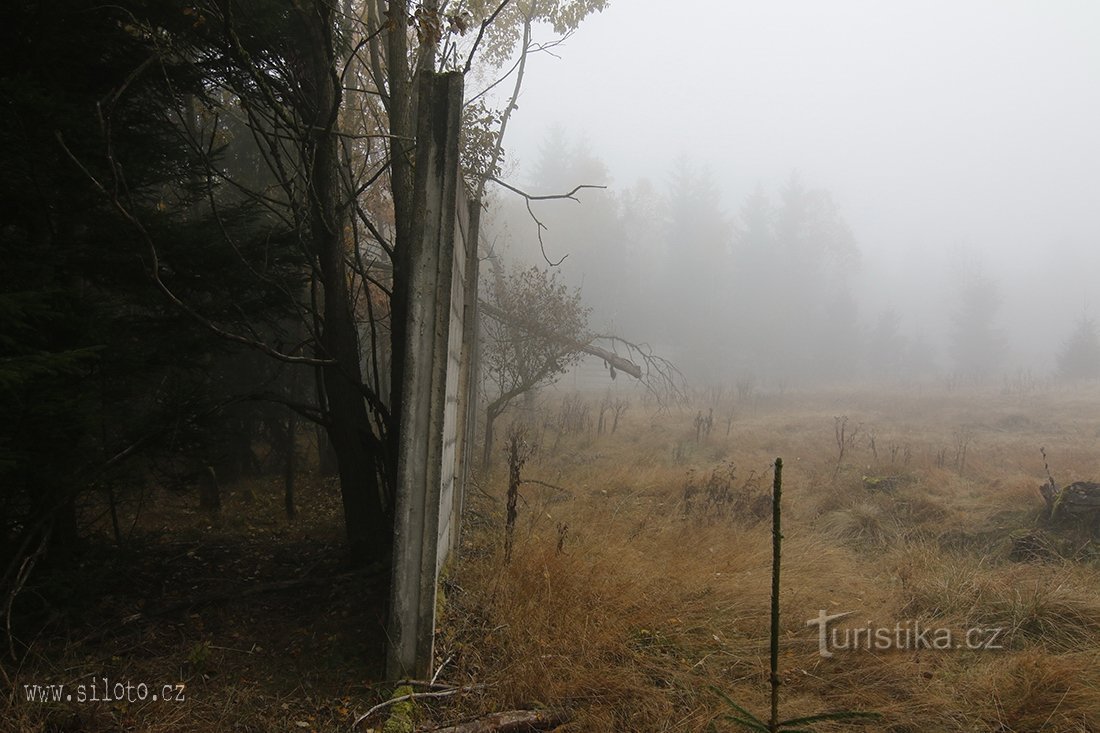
[
  {"left": 504, "top": 432, "right": 522, "bottom": 561},
  {"left": 199, "top": 466, "right": 221, "bottom": 514},
  {"left": 315, "top": 421, "right": 339, "bottom": 475},
  {"left": 284, "top": 411, "right": 297, "bottom": 520},
  {"left": 313, "top": 339, "right": 339, "bottom": 476},
  {"left": 107, "top": 486, "right": 122, "bottom": 545},
  {"left": 481, "top": 404, "right": 500, "bottom": 471},
  {"left": 301, "top": 1, "right": 391, "bottom": 562},
  {"left": 386, "top": 0, "right": 415, "bottom": 482}
]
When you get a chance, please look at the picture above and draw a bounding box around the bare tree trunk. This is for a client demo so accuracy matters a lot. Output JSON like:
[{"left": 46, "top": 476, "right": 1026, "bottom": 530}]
[
  {"left": 318, "top": 430, "right": 338, "bottom": 475},
  {"left": 386, "top": 0, "right": 415, "bottom": 478},
  {"left": 481, "top": 404, "right": 498, "bottom": 472},
  {"left": 301, "top": 1, "right": 391, "bottom": 562},
  {"left": 199, "top": 466, "right": 221, "bottom": 514},
  {"left": 505, "top": 432, "right": 522, "bottom": 561},
  {"left": 107, "top": 486, "right": 122, "bottom": 545},
  {"left": 284, "top": 410, "right": 297, "bottom": 520}
]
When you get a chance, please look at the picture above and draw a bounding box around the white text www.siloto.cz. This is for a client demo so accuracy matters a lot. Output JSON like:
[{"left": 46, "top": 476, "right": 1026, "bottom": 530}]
[
  {"left": 807, "top": 610, "right": 1006, "bottom": 657},
  {"left": 23, "top": 678, "right": 186, "bottom": 704}
]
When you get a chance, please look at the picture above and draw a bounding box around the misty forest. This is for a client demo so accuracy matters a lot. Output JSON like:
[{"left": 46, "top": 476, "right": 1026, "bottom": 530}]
[{"left": 4, "top": 1, "right": 1100, "bottom": 731}]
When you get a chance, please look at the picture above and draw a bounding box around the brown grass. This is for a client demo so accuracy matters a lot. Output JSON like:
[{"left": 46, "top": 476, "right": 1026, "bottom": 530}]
[
  {"left": 436, "top": 382, "right": 1100, "bottom": 732},
  {"left": 8, "top": 382, "right": 1100, "bottom": 732}
]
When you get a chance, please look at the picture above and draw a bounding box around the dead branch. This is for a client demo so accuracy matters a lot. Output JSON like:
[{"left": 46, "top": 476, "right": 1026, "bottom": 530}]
[
  {"left": 351, "top": 686, "right": 487, "bottom": 729},
  {"left": 423, "top": 709, "right": 571, "bottom": 733},
  {"left": 488, "top": 178, "right": 606, "bottom": 202},
  {"left": 591, "top": 333, "right": 687, "bottom": 406},
  {"left": 3, "top": 526, "right": 51, "bottom": 661},
  {"left": 487, "top": 177, "right": 607, "bottom": 266},
  {"left": 583, "top": 341, "right": 643, "bottom": 380},
  {"left": 478, "top": 300, "right": 640, "bottom": 378},
  {"left": 463, "top": 0, "right": 514, "bottom": 74},
  {"left": 479, "top": 299, "right": 685, "bottom": 403},
  {"left": 520, "top": 479, "right": 571, "bottom": 493},
  {"left": 464, "top": 51, "right": 524, "bottom": 109}
]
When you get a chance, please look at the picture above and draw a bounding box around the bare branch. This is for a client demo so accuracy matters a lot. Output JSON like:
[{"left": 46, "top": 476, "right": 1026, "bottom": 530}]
[
  {"left": 479, "top": 300, "right": 639, "bottom": 379},
  {"left": 486, "top": 177, "right": 607, "bottom": 266},
  {"left": 483, "top": 266, "right": 686, "bottom": 403},
  {"left": 464, "top": 52, "right": 523, "bottom": 108},
  {"left": 520, "top": 478, "right": 572, "bottom": 494},
  {"left": 463, "top": 0, "right": 514, "bottom": 74},
  {"left": 464, "top": 34, "right": 572, "bottom": 109},
  {"left": 55, "top": 131, "right": 335, "bottom": 367},
  {"left": 529, "top": 35, "right": 573, "bottom": 56},
  {"left": 488, "top": 177, "right": 606, "bottom": 202},
  {"left": 592, "top": 334, "right": 688, "bottom": 407},
  {"left": 473, "top": 10, "right": 529, "bottom": 204},
  {"left": 340, "top": 20, "right": 390, "bottom": 88},
  {"left": 351, "top": 685, "right": 488, "bottom": 729}
]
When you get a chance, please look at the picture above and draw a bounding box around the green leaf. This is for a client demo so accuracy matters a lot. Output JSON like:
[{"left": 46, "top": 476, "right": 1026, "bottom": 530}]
[
  {"left": 710, "top": 686, "right": 766, "bottom": 728},
  {"left": 722, "top": 714, "right": 770, "bottom": 732}
]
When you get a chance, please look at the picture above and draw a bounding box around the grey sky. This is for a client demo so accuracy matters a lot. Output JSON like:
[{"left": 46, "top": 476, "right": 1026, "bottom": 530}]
[
  {"left": 503, "top": 1, "right": 1099, "bottom": 248},
  {"left": 491, "top": 0, "right": 1100, "bottom": 371}
]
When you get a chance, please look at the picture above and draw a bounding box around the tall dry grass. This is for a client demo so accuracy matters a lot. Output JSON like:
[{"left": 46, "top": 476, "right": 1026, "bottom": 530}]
[{"left": 438, "top": 383, "right": 1100, "bottom": 732}]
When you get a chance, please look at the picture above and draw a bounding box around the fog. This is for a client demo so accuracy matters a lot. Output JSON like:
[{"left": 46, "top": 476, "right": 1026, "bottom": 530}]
[{"left": 482, "top": 0, "right": 1100, "bottom": 386}]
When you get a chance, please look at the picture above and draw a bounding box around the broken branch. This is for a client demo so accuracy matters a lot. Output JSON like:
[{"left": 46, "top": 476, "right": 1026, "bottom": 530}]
[{"left": 478, "top": 300, "right": 640, "bottom": 379}]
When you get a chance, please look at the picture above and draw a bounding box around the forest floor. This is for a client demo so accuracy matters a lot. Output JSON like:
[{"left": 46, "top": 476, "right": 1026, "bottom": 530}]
[
  {"left": 2, "top": 474, "right": 392, "bottom": 732},
  {"left": 6, "top": 381, "right": 1100, "bottom": 732}
]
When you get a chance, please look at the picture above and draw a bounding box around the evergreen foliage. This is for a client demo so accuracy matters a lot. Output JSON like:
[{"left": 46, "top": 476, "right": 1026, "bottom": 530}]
[{"left": 1057, "top": 317, "right": 1100, "bottom": 381}]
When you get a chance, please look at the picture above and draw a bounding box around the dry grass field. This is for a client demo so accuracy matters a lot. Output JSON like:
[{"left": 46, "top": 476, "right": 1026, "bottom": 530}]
[
  {"left": 434, "top": 382, "right": 1100, "bottom": 732},
  {"left": 6, "top": 382, "right": 1100, "bottom": 732}
]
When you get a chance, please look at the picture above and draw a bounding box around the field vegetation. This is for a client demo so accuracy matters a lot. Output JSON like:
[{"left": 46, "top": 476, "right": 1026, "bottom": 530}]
[
  {"left": 7, "top": 381, "right": 1100, "bottom": 732},
  {"left": 438, "top": 381, "right": 1100, "bottom": 732}
]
